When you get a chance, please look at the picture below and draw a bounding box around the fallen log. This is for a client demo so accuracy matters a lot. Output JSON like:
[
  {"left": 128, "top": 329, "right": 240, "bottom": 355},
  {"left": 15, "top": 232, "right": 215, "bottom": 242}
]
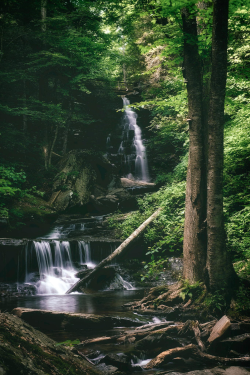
[
  {"left": 145, "top": 344, "right": 196, "bottom": 369},
  {"left": 65, "top": 207, "right": 162, "bottom": 294}
]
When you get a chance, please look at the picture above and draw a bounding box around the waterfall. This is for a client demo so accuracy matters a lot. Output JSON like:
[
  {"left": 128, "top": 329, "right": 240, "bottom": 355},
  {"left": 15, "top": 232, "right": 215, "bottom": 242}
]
[
  {"left": 119, "top": 97, "right": 150, "bottom": 182},
  {"left": 22, "top": 239, "right": 131, "bottom": 295},
  {"left": 78, "top": 241, "right": 96, "bottom": 269},
  {"left": 25, "top": 241, "right": 79, "bottom": 295}
]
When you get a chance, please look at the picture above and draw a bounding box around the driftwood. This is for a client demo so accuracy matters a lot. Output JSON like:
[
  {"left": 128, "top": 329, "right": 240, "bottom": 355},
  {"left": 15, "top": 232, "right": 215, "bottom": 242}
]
[
  {"left": 74, "top": 350, "right": 95, "bottom": 365},
  {"left": 145, "top": 345, "right": 250, "bottom": 369},
  {"left": 195, "top": 350, "right": 250, "bottom": 366},
  {"left": 207, "top": 315, "right": 231, "bottom": 343},
  {"left": 178, "top": 320, "right": 205, "bottom": 351},
  {"left": 135, "top": 321, "right": 174, "bottom": 331},
  {"left": 77, "top": 336, "right": 120, "bottom": 347},
  {"left": 123, "top": 324, "right": 183, "bottom": 341},
  {"left": 66, "top": 207, "right": 162, "bottom": 294},
  {"left": 192, "top": 321, "right": 205, "bottom": 351},
  {"left": 145, "top": 344, "right": 196, "bottom": 369}
]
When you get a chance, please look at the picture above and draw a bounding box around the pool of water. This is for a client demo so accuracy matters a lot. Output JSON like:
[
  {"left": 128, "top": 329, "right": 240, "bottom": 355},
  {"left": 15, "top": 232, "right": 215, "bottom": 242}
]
[{"left": 0, "top": 289, "right": 145, "bottom": 315}]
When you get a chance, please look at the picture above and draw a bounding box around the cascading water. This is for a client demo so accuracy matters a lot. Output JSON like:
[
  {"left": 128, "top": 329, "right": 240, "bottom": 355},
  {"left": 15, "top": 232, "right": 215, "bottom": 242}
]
[
  {"left": 78, "top": 241, "right": 96, "bottom": 269},
  {"left": 118, "top": 97, "right": 150, "bottom": 182},
  {"left": 25, "top": 241, "right": 79, "bottom": 295},
  {"left": 23, "top": 239, "right": 133, "bottom": 294}
]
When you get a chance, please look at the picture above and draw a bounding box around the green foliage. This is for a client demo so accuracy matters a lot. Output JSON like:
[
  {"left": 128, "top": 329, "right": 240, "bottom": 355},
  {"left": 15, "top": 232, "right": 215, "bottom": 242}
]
[
  {"left": 141, "top": 256, "right": 169, "bottom": 281},
  {"left": 204, "top": 288, "right": 227, "bottom": 313},
  {"left": 108, "top": 181, "right": 186, "bottom": 280},
  {"left": 179, "top": 280, "right": 204, "bottom": 302},
  {"left": 233, "top": 283, "right": 250, "bottom": 315},
  {"left": 0, "top": 166, "right": 26, "bottom": 218},
  {"left": 55, "top": 339, "right": 80, "bottom": 347}
]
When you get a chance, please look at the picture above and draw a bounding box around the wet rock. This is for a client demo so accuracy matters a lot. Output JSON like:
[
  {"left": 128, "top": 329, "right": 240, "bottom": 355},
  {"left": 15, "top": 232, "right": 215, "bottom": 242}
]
[
  {"left": 0, "top": 312, "right": 101, "bottom": 375},
  {"left": 95, "top": 363, "right": 123, "bottom": 375},
  {"left": 100, "top": 353, "right": 132, "bottom": 371},
  {"left": 209, "top": 334, "right": 250, "bottom": 357},
  {"left": 11, "top": 307, "right": 143, "bottom": 331},
  {"left": 161, "top": 367, "right": 250, "bottom": 375}
]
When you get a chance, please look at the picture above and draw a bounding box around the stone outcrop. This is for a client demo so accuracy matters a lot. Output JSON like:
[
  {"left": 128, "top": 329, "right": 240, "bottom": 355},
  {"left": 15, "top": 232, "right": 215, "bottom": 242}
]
[
  {"left": 50, "top": 150, "right": 120, "bottom": 212},
  {"left": 0, "top": 312, "right": 101, "bottom": 375},
  {"left": 49, "top": 151, "right": 157, "bottom": 213}
]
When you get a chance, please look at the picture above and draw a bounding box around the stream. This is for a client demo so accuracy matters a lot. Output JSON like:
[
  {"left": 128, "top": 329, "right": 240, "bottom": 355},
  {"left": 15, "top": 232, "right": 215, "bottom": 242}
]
[
  {"left": 0, "top": 100, "right": 178, "bottom": 373},
  {"left": 0, "top": 215, "right": 168, "bottom": 374}
]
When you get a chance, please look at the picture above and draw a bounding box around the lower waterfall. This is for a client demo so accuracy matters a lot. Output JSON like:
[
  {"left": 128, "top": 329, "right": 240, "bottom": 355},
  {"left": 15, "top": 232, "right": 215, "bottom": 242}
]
[{"left": 24, "top": 240, "right": 133, "bottom": 295}]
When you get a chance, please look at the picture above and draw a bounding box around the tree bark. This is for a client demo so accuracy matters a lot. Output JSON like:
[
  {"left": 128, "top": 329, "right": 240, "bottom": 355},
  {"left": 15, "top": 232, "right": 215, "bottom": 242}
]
[
  {"left": 66, "top": 207, "right": 162, "bottom": 294},
  {"left": 182, "top": 7, "right": 207, "bottom": 284},
  {"left": 41, "top": 0, "right": 47, "bottom": 32},
  {"left": 206, "top": 0, "right": 236, "bottom": 290},
  {"left": 48, "top": 124, "right": 59, "bottom": 167},
  {"left": 23, "top": 79, "right": 28, "bottom": 132},
  {"left": 62, "top": 101, "right": 72, "bottom": 156}
]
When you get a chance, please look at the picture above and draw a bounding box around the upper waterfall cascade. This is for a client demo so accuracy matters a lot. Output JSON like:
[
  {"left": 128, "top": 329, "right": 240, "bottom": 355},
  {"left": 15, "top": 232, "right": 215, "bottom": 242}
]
[{"left": 118, "top": 97, "right": 150, "bottom": 182}]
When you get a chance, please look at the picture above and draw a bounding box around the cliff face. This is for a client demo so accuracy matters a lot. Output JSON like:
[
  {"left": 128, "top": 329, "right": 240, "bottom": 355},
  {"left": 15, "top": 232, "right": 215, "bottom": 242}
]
[{"left": 50, "top": 150, "right": 120, "bottom": 213}]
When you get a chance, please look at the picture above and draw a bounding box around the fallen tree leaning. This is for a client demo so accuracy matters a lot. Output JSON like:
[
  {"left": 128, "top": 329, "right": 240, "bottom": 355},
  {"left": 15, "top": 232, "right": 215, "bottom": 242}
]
[{"left": 65, "top": 207, "right": 162, "bottom": 294}]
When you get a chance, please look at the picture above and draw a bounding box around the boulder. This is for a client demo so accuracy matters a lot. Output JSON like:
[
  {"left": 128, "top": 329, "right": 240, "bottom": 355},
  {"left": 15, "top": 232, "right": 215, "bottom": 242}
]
[
  {"left": 160, "top": 367, "right": 250, "bottom": 375},
  {"left": 51, "top": 150, "right": 120, "bottom": 212},
  {"left": 209, "top": 334, "right": 250, "bottom": 357},
  {"left": 95, "top": 363, "right": 123, "bottom": 375},
  {"left": 100, "top": 353, "right": 132, "bottom": 371}
]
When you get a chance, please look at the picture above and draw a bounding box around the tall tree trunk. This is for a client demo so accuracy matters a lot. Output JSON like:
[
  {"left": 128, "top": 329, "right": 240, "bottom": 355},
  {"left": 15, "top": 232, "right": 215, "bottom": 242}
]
[
  {"left": 41, "top": 0, "right": 47, "bottom": 32},
  {"left": 48, "top": 124, "right": 59, "bottom": 167},
  {"left": 62, "top": 100, "right": 72, "bottom": 156},
  {"left": 182, "top": 7, "right": 207, "bottom": 284},
  {"left": 206, "top": 0, "right": 235, "bottom": 290},
  {"left": 62, "top": 121, "right": 70, "bottom": 156},
  {"left": 40, "top": 0, "right": 48, "bottom": 168},
  {"left": 23, "top": 79, "right": 28, "bottom": 132}
]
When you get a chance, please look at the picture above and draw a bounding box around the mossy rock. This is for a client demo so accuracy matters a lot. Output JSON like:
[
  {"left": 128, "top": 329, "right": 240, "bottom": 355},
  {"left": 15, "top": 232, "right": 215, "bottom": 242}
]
[
  {"left": 51, "top": 150, "right": 119, "bottom": 213},
  {"left": 0, "top": 312, "right": 101, "bottom": 375}
]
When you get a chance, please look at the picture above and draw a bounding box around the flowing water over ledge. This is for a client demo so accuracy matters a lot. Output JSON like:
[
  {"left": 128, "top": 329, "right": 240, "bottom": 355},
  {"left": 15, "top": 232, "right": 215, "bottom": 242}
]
[{"left": 118, "top": 97, "right": 150, "bottom": 182}]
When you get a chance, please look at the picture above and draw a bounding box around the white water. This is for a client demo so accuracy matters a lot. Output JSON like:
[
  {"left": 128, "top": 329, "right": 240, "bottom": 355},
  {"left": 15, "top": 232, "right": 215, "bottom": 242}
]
[
  {"left": 119, "top": 97, "right": 150, "bottom": 182},
  {"left": 78, "top": 240, "right": 96, "bottom": 269},
  {"left": 24, "top": 240, "right": 133, "bottom": 295},
  {"left": 25, "top": 241, "right": 79, "bottom": 295}
]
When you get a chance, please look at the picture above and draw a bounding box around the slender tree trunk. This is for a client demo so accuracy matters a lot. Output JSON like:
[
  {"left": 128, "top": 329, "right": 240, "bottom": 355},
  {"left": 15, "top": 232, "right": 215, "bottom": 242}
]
[
  {"left": 40, "top": 0, "right": 48, "bottom": 168},
  {"left": 41, "top": 0, "right": 47, "bottom": 32},
  {"left": 44, "top": 125, "right": 49, "bottom": 169},
  {"left": 23, "top": 80, "right": 28, "bottom": 132},
  {"left": 48, "top": 124, "right": 59, "bottom": 167},
  {"left": 62, "top": 100, "right": 72, "bottom": 155},
  {"left": 206, "top": 0, "right": 235, "bottom": 290},
  {"left": 182, "top": 7, "right": 207, "bottom": 284}
]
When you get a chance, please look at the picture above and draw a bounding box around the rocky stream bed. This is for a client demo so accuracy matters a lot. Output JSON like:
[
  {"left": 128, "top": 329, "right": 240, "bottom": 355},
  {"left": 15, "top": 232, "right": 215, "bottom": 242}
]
[{"left": 0, "top": 179, "right": 250, "bottom": 374}]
